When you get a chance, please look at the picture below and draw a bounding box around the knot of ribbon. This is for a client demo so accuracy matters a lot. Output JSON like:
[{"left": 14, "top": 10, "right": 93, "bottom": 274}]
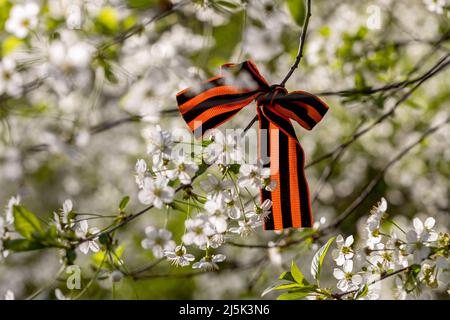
[{"left": 176, "top": 60, "right": 330, "bottom": 230}]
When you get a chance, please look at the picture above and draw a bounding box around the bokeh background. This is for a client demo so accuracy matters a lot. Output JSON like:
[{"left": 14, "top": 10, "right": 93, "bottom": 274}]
[{"left": 0, "top": 0, "right": 449, "bottom": 299}]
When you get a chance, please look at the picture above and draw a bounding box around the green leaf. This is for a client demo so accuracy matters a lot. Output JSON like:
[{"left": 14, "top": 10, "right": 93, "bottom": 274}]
[
  {"left": 119, "top": 196, "right": 130, "bottom": 211},
  {"left": 45, "top": 225, "right": 58, "bottom": 240},
  {"left": 290, "top": 261, "right": 304, "bottom": 284},
  {"left": 13, "top": 205, "right": 44, "bottom": 240},
  {"left": 228, "top": 164, "right": 241, "bottom": 175},
  {"left": 276, "top": 290, "right": 311, "bottom": 300},
  {"left": 103, "top": 61, "right": 118, "bottom": 84},
  {"left": 65, "top": 249, "right": 77, "bottom": 265},
  {"left": 3, "top": 239, "right": 45, "bottom": 252},
  {"left": 262, "top": 283, "right": 303, "bottom": 296},
  {"left": 278, "top": 271, "right": 295, "bottom": 282},
  {"left": 287, "top": 0, "right": 306, "bottom": 27},
  {"left": 311, "top": 237, "right": 335, "bottom": 282},
  {"left": 354, "top": 284, "right": 368, "bottom": 300}
]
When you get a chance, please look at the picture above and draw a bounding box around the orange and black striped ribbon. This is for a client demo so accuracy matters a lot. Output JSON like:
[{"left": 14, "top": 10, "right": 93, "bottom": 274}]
[{"left": 176, "top": 61, "right": 329, "bottom": 230}]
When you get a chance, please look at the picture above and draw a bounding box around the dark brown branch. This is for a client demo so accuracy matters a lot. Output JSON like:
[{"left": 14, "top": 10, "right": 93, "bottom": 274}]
[
  {"left": 279, "top": 0, "right": 312, "bottom": 87},
  {"left": 241, "top": 115, "right": 258, "bottom": 137},
  {"left": 227, "top": 117, "right": 449, "bottom": 249},
  {"left": 306, "top": 53, "right": 450, "bottom": 169},
  {"left": 89, "top": 115, "right": 142, "bottom": 135}
]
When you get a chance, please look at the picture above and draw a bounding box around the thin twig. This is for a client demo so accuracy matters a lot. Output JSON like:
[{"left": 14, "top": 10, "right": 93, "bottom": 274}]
[
  {"left": 96, "top": 1, "right": 188, "bottom": 53},
  {"left": 306, "top": 54, "right": 450, "bottom": 169},
  {"left": 241, "top": 115, "right": 258, "bottom": 137},
  {"left": 279, "top": 0, "right": 312, "bottom": 87},
  {"left": 238, "top": 0, "right": 312, "bottom": 135}
]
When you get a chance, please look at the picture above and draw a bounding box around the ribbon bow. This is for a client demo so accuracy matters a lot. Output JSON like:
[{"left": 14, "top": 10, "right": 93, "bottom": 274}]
[{"left": 176, "top": 61, "right": 329, "bottom": 230}]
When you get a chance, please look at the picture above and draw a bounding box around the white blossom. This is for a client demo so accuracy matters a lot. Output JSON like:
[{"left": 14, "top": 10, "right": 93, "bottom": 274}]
[
  {"left": 368, "top": 243, "right": 396, "bottom": 271},
  {"left": 138, "top": 175, "right": 175, "bottom": 209},
  {"left": 332, "top": 235, "right": 354, "bottom": 266},
  {"left": 365, "top": 197, "right": 387, "bottom": 248},
  {"left": 192, "top": 254, "right": 226, "bottom": 271},
  {"left": 238, "top": 161, "right": 276, "bottom": 191},
  {"left": 200, "top": 174, "right": 232, "bottom": 199},
  {"left": 245, "top": 199, "right": 272, "bottom": 223},
  {"left": 182, "top": 216, "right": 215, "bottom": 247},
  {"left": 333, "top": 260, "right": 362, "bottom": 292},
  {"left": 164, "top": 245, "right": 195, "bottom": 267},
  {"left": 204, "top": 132, "right": 243, "bottom": 166},
  {"left": 4, "top": 290, "right": 14, "bottom": 300},
  {"left": 424, "top": 0, "right": 446, "bottom": 14},
  {"left": 5, "top": 195, "right": 20, "bottom": 225},
  {"left": 204, "top": 200, "right": 228, "bottom": 234},
  {"left": 5, "top": 3, "right": 39, "bottom": 38},
  {"left": 0, "top": 217, "right": 9, "bottom": 260},
  {"left": 135, "top": 159, "right": 147, "bottom": 188},
  {"left": 237, "top": 162, "right": 266, "bottom": 188},
  {"left": 229, "top": 216, "right": 262, "bottom": 237},
  {"left": 405, "top": 217, "right": 438, "bottom": 263},
  {"left": 0, "top": 58, "right": 23, "bottom": 96},
  {"left": 222, "top": 193, "right": 242, "bottom": 220},
  {"left": 48, "top": 31, "right": 93, "bottom": 70},
  {"left": 76, "top": 220, "right": 100, "bottom": 254},
  {"left": 410, "top": 217, "right": 439, "bottom": 242},
  {"left": 144, "top": 126, "right": 174, "bottom": 166},
  {"left": 166, "top": 157, "right": 198, "bottom": 185},
  {"left": 53, "top": 199, "right": 73, "bottom": 232},
  {"left": 394, "top": 277, "right": 408, "bottom": 300},
  {"left": 141, "top": 226, "right": 176, "bottom": 258}
]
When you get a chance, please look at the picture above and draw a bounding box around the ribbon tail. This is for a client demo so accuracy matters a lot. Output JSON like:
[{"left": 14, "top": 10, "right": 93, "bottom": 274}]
[{"left": 257, "top": 107, "right": 313, "bottom": 230}]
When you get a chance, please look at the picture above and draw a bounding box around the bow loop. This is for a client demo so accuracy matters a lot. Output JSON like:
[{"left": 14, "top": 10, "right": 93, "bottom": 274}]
[
  {"left": 176, "top": 61, "right": 269, "bottom": 138},
  {"left": 176, "top": 60, "right": 330, "bottom": 230},
  {"left": 270, "top": 91, "right": 329, "bottom": 131}
]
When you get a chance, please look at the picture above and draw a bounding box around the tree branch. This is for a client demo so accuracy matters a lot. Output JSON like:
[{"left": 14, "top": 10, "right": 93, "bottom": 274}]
[
  {"left": 306, "top": 53, "right": 450, "bottom": 169},
  {"left": 279, "top": 0, "right": 312, "bottom": 87},
  {"left": 240, "top": 0, "right": 312, "bottom": 134}
]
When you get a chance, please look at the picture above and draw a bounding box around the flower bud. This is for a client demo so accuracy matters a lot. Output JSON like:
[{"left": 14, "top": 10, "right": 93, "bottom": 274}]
[{"left": 110, "top": 270, "right": 123, "bottom": 283}]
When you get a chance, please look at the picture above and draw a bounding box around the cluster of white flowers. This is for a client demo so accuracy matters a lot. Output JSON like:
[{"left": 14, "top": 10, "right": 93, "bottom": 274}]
[
  {"left": 51, "top": 199, "right": 101, "bottom": 255},
  {"left": 329, "top": 198, "right": 449, "bottom": 299},
  {"left": 0, "top": 0, "right": 448, "bottom": 301},
  {"left": 136, "top": 127, "right": 277, "bottom": 270},
  {"left": 5, "top": 3, "right": 39, "bottom": 39}
]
